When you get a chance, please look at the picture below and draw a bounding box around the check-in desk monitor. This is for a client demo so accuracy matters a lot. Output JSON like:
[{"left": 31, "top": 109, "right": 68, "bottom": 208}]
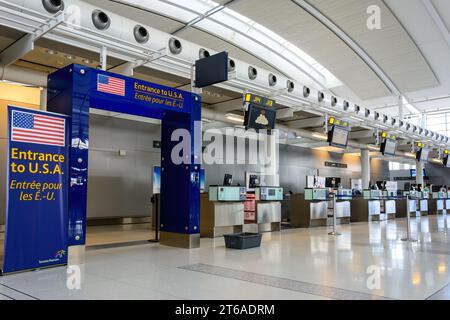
[
  {"left": 209, "top": 186, "right": 246, "bottom": 202},
  {"left": 255, "top": 187, "right": 284, "bottom": 201},
  {"left": 304, "top": 188, "right": 328, "bottom": 201}
]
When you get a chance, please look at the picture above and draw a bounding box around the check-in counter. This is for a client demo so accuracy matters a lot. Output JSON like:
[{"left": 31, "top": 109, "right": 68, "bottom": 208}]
[
  {"left": 254, "top": 187, "right": 282, "bottom": 232},
  {"left": 400, "top": 191, "right": 428, "bottom": 217},
  {"left": 200, "top": 186, "right": 246, "bottom": 238},
  {"left": 289, "top": 189, "right": 329, "bottom": 227},
  {"left": 333, "top": 189, "right": 352, "bottom": 224},
  {"left": 351, "top": 190, "right": 383, "bottom": 222},
  {"left": 429, "top": 192, "right": 449, "bottom": 215},
  {"left": 381, "top": 190, "right": 397, "bottom": 220}
]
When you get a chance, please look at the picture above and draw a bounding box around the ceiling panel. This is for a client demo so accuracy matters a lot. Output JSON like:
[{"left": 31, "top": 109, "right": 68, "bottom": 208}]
[
  {"left": 84, "top": 0, "right": 185, "bottom": 33},
  {"left": 228, "top": 0, "right": 392, "bottom": 100},
  {"left": 0, "top": 25, "right": 25, "bottom": 52},
  {"left": 176, "top": 28, "right": 281, "bottom": 74},
  {"left": 309, "top": 0, "right": 439, "bottom": 94}
]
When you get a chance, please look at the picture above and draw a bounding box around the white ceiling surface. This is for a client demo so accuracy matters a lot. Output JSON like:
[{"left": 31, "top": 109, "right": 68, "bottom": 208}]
[
  {"left": 227, "top": 0, "right": 392, "bottom": 101},
  {"left": 309, "top": 0, "right": 439, "bottom": 93},
  {"left": 363, "top": 0, "right": 450, "bottom": 115}
]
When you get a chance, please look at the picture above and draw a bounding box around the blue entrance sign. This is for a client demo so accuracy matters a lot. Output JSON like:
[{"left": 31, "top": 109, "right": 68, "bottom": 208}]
[{"left": 2, "top": 106, "right": 69, "bottom": 274}]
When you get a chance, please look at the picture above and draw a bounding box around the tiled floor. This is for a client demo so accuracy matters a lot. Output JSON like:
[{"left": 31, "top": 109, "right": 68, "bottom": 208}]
[
  {"left": 86, "top": 223, "right": 154, "bottom": 246},
  {"left": 2, "top": 215, "right": 450, "bottom": 300}
]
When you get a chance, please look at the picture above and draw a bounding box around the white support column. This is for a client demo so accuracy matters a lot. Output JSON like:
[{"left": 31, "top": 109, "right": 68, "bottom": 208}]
[
  {"left": 39, "top": 88, "right": 47, "bottom": 111},
  {"left": 100, "top": 46, "right": 108, "bottom": 71},
  {"left": 416, "top": 160, "right": 424, "bottom": 187},
  {"left": 361, "top": 149, "right": 371, "bottom": 189}
]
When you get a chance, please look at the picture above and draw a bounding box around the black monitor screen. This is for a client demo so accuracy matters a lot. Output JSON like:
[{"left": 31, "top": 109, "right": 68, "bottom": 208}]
[
  {"left": 417, "top": 148, "right": 430, "bottom": 163},
  {"left": 249, "top": 175, "right": 260, "bottom": 189},
  {"left": 329, "top": 126, "right": 349, "bottom": 148},
  {"left": 381, "top": 139, "right": 396, "bottom": 156},
  {"left": 244, "top": 104, "right": 276, "bottom": 132},
  {"left": 326, "top": 177, "right": 341, "bottom": 188},
  {"left": 195, "top": 51, "right": 228, "bottom": 88},
  {"left": 444, "top": 156, "right": 450, "bottom": 168},
  {"left": 223, "top": 174, "right": 233, "bottom": 186}
]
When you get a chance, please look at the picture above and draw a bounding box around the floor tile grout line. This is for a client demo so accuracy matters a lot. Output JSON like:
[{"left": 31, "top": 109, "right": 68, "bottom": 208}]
[
  {"left": 0, "top": 283, "right": 39, "bottom": 300},
  {"left": 0, "top": 292, "right": 15, "bottom": 300},
  {"left": 179, "top": 263, "right": 394, "bottom": 301},
  {"left": 425, "top": 282, "right": 450, "bottom": 300}
]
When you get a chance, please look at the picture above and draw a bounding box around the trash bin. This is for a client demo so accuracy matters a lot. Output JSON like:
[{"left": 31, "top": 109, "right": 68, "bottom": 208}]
[{"left": 223, "top": 233, "right": 262, "bottom": 249}]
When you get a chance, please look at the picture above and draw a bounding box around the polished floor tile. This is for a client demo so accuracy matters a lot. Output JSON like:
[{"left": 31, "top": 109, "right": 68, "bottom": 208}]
[{"left": 1, "top": 215, "right": 450, "bottom": 300}]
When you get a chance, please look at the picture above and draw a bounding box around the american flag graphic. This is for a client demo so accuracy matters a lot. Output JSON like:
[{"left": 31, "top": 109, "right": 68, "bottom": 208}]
[
  {"left": 97, "top": 74, "right": 126, "bottom": 96},
  {"left": 11, "top": 110, "right": 66, "bottom": 147}
]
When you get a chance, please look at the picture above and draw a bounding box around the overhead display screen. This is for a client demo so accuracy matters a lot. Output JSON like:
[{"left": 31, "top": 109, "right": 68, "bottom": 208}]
[
  {"left": 417, "top": 148, "right": 430, "bottom": 163},
  {"left": 328, "top": 125, "right": 349, "bottom": 148},
  {"left": 243, "top": 93, "right": 277, "bottom": 132},
  {"left": 381, "top": 139, "right": 396, "bottom": 156},
  {"left": 195, "top": 51, "right": 229, "bottom": 88}
]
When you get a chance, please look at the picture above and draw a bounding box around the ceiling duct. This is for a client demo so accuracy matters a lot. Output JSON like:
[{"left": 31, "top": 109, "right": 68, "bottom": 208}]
[
  {"left": 199, "top": 48, "right": 210, "bottom": 59},
  {"left": 268, "top": 73, "right": 277, "bottom": 87},
  {"left": 343, "top": 101, "right": 349, "bottom": 111},
  {"left": 248, "top": 66, "right": 258, "bottom": 80},
  {"left": 287, "top": 80, "right": 295, "bottom": 93},
  {"left": 318, "top": 91, "right": 325, "bottom": 103},
  {"left": 133, "top": 25, "right": 149, "bottom": 44},
  {"left": 92, "top": 9, "right": 111, "bottom": 30},
  {"left": 303, "top": 86, "right": 310, "bottom": 98},
  {"left": 168, "top": 37, "right": 182, "bottom": 55},
  {"left": 42, "top": 0, "right": 64, "bottom": 14},
  {"left": 331, "top": 96, "right": 337, "bottom": 107},
  {"left": 228, "top": 59, "right": 235, "bottom": 72}
]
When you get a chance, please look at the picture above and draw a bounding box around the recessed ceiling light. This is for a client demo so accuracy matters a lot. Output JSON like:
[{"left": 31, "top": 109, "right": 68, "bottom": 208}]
[
  {"left": 65, "top": 55, "right": 75, "bottom": 60},
  {"left": 46, "top": 49, "right": 57, "bottom": 55},
  {"left": 82, "top": 58, "right": 92, "bottom": 64}
]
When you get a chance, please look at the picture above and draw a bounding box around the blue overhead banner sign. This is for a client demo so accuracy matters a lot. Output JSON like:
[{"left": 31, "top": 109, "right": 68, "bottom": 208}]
[{"left": 2, "top": 106, "right": 69, "bottom": 274}]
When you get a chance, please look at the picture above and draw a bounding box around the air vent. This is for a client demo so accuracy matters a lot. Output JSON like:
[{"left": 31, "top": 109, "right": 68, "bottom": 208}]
[
  {"left": 169, "top": 38, "right": 182, "bottom": 55},
  {"left": 92, "top": 10, "right": 111, "bottom": 30},
  {"left": 287, "top": 80, "right": 295, "bottom": 93},
  {"left": 355, "top": 105, "right": 361, "bottom": 113},
  {"left": 42, "top": 0, "right": 64, "bottom": 13},
  {"left": 343, "top": 101, "right": 349, "bottom": 111},
  {"left": 268, "top": 73, "right": 277, "bottom": 87},
  {"left": 228, "top": 59, "right": 235, "bottom": 72},
  {"left": 303, "top": 86, "right": 310, "bottom": 98},
  {"left": 134, "top": 25, "right": 149, "bottom": 44},
  {"left": 199, "top": 48, "right": 210, "bottom": 59},
  {"left": 331, "top": 96, "right": 337, "bottom": 107},
  {"left": 248, "top": 66, "right": 258, "bottom": 80},
  {"left": 318, "top": 91, "right": 325, "bottom": 102}
]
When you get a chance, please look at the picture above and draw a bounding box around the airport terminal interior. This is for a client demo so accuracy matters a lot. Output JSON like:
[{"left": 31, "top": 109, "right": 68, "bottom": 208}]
[{"left": 1, "top": 0, "right": 450, "bottom": 301}]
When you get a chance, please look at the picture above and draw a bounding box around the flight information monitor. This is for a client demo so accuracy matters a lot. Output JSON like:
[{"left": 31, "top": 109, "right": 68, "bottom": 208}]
[
  {"left": 416, "top": 148, "right": 430, "bottom": 163},
  {"left": 328, "top": 125, "right": 349, "bottom": 148},
  {"left": 381, "top": 139, "right": 397, "bottom": 156},
  {"left": 243, "top": 93, "right": 277, "bottom": 132}
]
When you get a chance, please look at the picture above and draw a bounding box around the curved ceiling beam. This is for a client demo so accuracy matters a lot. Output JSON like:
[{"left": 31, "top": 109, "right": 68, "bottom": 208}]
[{"left": 292, "top": 0, "right": 420, "bottom": 115}]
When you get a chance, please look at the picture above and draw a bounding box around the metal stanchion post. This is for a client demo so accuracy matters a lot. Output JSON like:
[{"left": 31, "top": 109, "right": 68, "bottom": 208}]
[
  {"left": 329, "top": 193, "right": 341, "bottom": 236},
  {"left": 402, "top": 195, "right": 417, "bottom": 242}
]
